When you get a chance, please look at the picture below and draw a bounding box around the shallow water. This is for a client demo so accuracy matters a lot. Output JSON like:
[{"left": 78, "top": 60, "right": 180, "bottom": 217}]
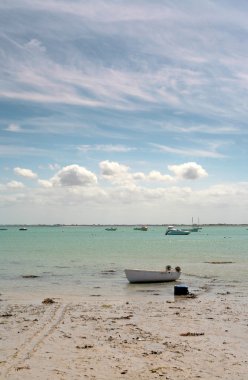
[{"left": 0, "top": 226, "right": 247, "bottom": 300}]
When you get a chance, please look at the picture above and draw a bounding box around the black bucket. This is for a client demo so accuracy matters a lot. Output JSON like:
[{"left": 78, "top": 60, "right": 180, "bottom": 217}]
[{"left": 174, "top": 284, "right": 189, "bottom": 296}]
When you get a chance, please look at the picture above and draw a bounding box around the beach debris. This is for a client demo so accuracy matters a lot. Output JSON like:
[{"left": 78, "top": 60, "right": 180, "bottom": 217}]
[
  {"left": 217, "top": 291, "right": 230, "bottom": 295},
  {"left": 174, "top": 284, "right": 189, "bottom": 296},
  {"left": 42, "top": 298, "right": 55, "bottom": 304},
  {"left": 101, "top": 269, "right": 116, "bottom": 275},
  {"left": 22, "top": 275, "right": 40, "bottom": 278},
  {"left": 180, "top": 332, "right": 204, "bottom": 336},
  {"left": 0, "top": 313, "right": 13, "bottom": 318},
  {"left": 136, "top": 337, "right": 145, "bottom": 341},
  {"left": 186, "top": 292, "right": 197, "bottom": 298},
  {"left": 150, "top": 350, "right": 162, "bottom": 355},
  {"left": 76, "top": 344, "right": 93, "bottom": 349},
  {"left": 150, "top": 367, "right": 168, "bottom": 375},
  {"left": 120, "top": 370, "right": 128, "bottom": 374},
  {"left": 137, "top": 289, "right": 156, "bottom": 293},
  {"left": 62, "top": 333, "right": 71, "bottom": 339},
  {"left": 15, "top": 365, "right": 30, "bottom": 371},
  {"left": 108, "top": 314, "right": 133, "bottom": 320}
]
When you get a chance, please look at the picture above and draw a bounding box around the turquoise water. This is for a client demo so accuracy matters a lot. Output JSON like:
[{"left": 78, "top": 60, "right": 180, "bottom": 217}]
[{"left": 0, "top": 226, "right": 248, "bottom": 300}]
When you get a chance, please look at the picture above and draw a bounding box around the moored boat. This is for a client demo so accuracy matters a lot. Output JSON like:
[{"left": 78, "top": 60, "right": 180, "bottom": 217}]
[
  {"left": 125, "top": 266, "right": 181, "bottom": 283},
  {"left": 165, "top": 226, "right": 190, "bottom": 235},
  {"left": 181, "top": 227, "right": 201, "bottom": 232},
  {"left": 105, "top": 227, "right": 117, "bottom": 231},
  {"left": 133, "top": 225, "right": 148, "bottom": 231},
  {"left": 191, "top": 227, "right": 201, "bottom": 232}
]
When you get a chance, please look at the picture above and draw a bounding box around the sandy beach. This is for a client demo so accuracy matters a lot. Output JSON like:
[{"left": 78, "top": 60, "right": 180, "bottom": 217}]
[{"left": 0, "top": 286, "right": 247, "bottom": 380}]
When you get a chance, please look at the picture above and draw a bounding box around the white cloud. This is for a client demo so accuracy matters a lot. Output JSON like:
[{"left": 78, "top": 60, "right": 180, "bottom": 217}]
[
  {"left": 25, "top": 38, "right": 46, "bottom": 53},
  {"left": 38, "top": 179, "right": 53, "bottom": 188},
  {"left": 147, "top": 170, "right": 174, "bottom": 182},
  {"left": 14, "top": 167, "right": 38, "bottom": 179},
  {"left": 1, "top": 90, "right": 104, "bottom": 108},
  {"left": 168, "top": 162, "right": 208, "bottom": 180},
  {"left": 1, "top": 0, "right": 248, "bottom": 123},
  {"left": 152, "top": 144, "right": 225, "bottom": 158},
  {"left": 0, "top": 145, "right": 48, "bottom": 157},
  {"left": 99, "top": 161, "right": 149, "bottom": 185},
  {"left": 160, "top": 122, "right": 239, "bottom": 135},
  {"left": 100, "top": 160, "right": 129, "bottom": 177},
  {"left": 132, "top": 172, "right": 146, "bottom": 181},
  {"left": 99, "top": 160, "right": 137, "bottom": 185},
  {"left": 48, "top": 163, "right": 60, "bottom": 171},
  {"left": 5, "top": 123, "right": 22, "bottom": 133},
  {"left": 99, "top": 160, "right": 208, "bottom": 186},
  {"left": 1, "top": 171, "right": 248, "bottom": 224},
  {"left": 6, "top": 180, "right": 25, "bottom": 189},
  {"left": 198, "top": 183, "right": 248, "bottom": 200},
  {"left": 51, "top": 164, "right": 97, "bottom": 187},
  {"left": 1, "top": 1, "right": 248, "bottom": 126},
  {"left": 78, "top": 144, "right": 135, "bottom": 153}
]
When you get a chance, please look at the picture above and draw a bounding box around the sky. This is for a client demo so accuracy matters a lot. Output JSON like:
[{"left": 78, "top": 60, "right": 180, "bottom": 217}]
[{"left": 1, "top": 0, "right": 248, "bottom": 225}]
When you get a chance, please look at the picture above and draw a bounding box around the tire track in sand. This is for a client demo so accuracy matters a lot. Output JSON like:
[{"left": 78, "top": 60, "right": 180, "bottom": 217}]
[{"left": 1, "top": 302, "right": 69, "bottom": 377}]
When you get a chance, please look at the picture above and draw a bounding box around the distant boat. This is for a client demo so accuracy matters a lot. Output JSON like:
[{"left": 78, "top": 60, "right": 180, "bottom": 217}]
[
  {"left": 191, "top": 227, "right": 201, "bottom": 232},
  {"left": 0, "top": 228, "right": 8, "bottom": 230},
  {"left": 19, "top": 227, "right": 28, "bottom": 231},
  {"left": 105, "top": 227, "right": 117, "bottom": 231},
  {"left": 185, "top": 217, "right": 202, "bottom": 232},
  {"left": 133, "top": 225, "right": 148, "bottom": 231},
  {"left": 165, "top": 226, "right": 190, "bottom": 235},
  {"left": 181, "top": 227, "right": 201, "bottom": 232},
  {"left": 125, "top": 265, "right": 181, "bottom": 283}
]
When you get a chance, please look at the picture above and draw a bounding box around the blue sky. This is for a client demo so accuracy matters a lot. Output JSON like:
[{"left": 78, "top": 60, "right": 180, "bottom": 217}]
[{"left": 1, "top": 0, "right": 248, "bottom": 224}]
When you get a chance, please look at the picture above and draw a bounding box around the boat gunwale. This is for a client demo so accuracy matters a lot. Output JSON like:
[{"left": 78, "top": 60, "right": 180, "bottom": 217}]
[{"left": 124, "top": 268, "right": 181, "bottom": 283}]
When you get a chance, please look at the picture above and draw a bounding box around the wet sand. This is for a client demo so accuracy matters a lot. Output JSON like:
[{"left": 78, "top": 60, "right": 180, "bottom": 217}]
[{"left": 0, "top": 288, "right": 247, "bottom": 379}]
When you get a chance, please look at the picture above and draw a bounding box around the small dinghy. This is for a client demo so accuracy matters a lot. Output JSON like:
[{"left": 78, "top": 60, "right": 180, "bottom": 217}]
[{"left": 125, "top": 265, "right": 181, "bottom": 283}]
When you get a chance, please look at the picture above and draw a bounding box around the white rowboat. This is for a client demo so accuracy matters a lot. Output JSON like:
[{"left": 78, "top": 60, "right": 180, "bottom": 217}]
[{"left": 125, "top": 267, "right": 181, "bottom": 283}]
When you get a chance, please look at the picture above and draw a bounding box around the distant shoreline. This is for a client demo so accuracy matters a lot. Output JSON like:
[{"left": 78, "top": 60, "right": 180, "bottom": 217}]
[{"left": 1, "top": 224, "right": 248, "bottom": 227}]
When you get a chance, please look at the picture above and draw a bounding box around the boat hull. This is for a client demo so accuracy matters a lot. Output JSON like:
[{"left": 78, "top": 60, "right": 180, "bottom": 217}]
[
  {"left": 125, "top": 269, "right": 181, "bottom": 283},
  {"left": 165, "top": 230, "right": 190, "bottom": 235},
  {"left": 181, "top": 227, "right": 201, "bottom": 232},
  {"left": 133, "top": 226, "right": 148, "bottom": 231}
]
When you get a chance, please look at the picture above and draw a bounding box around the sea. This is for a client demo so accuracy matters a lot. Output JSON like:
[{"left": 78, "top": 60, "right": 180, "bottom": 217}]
[{"left": 0, "top": 226, "right": 248, "bottom": 302}]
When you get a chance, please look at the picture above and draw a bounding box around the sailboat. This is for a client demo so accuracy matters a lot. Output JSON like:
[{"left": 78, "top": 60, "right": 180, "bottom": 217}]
[{"left": 181, "top": 217, "right": 202, "bottom": 232}]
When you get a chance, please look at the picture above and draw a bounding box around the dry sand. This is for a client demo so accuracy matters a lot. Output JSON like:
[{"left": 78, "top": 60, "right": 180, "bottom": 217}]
[{"left": 0, "top": 289, "right": 247, "bottom": 379}]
